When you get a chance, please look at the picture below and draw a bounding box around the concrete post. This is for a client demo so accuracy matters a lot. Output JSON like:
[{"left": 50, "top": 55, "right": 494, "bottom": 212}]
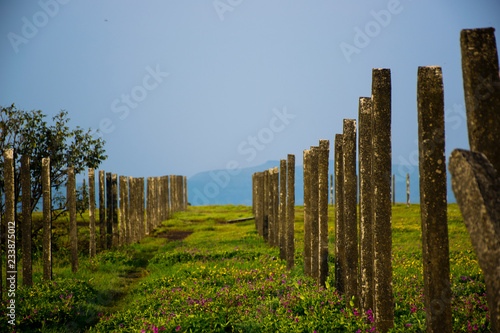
[
  {"left": 343, "top": 119, "right": 358, "bottom": 306},
  {"left": 268, "top": 168, "right": 275, "bottom": 247},
  {"left": 263, "top": 169, "right": 269, "bottom": 242},
  {"left": 4, "top": 149, "right": 16, "bottom": 291},
  {"left": 118, "top": 176, "right": 127, "bottom": 245},
  {"left": 418, "top": 65, "right": 452, "bottom": 332},
  {"left": 279, "top": 160, "right": 287, "bottom": 260},
  {"left": 318, "top": 140, "right": 330, "bottom": 287},
  {"left": 21, "top": 155, "right": 32, "bottom": 286},
  {"left": 99, "top": 171, "right": 106, "bottom": 250},
  {"left": 112, "top": 174, "right": 118, "bottom": 247},
  {"left": 460, "top": 27, "right": 500, "bottom": 174},
  {"left": 273, "top": 167, "right": 280, "bottom": 247},
  {"left": 303, "top": 150, "right": 312, "bottom": 277},
  {"left": 89, "top": 169, "right": 96, "bottom": 256},
  {"left": 358, "top": 97, "right": 374, "bottom": 313},
  {"left": 138, "top": 178, "right": 145, "bottom": 240},
  {"left": 334, "top": 134, "right": 345, "bottom": 293},
  {"left": 67, "top": 166, "right": 78, "bottom": 272},
  {"left": 309, "top": 147, "right": 319, "bottom": 281},
  {"left": 106, "top": 172, "right": 112, "bottom": 248},
  {"left": 371, "top": 68, "right": 394, "bottom": 332},
  {"left": 286, "top": 155, "right": 295, "bottom": 271},
  {"left": 42, "top": 157, "right": 52, "bottom": 280}
]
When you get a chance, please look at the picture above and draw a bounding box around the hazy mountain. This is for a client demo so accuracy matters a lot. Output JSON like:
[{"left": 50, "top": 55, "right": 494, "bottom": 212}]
[{"left": 187, "top": 160, "right": 457, "bottom": 206}]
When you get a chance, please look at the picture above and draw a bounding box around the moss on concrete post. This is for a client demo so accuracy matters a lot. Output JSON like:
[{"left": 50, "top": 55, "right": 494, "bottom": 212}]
[
  {"left": 334, "top": 135, "right": 344, "bottom": 293},
  {"left": 286, "top": 155, "right": 295, "bottom": 271},
  {"left": 21, "top": 155, "right": 32, "bottom": 286},
  {"left": 67, "top": 166, "right": 78, "bottom": 272}
]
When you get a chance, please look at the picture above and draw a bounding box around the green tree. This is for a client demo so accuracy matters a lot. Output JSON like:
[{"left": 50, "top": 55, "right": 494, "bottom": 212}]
[{"left": 0, "top": 104, "right": 107, "bottom": 235}]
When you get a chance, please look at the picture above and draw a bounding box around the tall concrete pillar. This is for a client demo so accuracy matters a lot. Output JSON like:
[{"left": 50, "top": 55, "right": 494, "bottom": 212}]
[
  {"left": 343, "top": 119, "right": 358, "bottom": 306},
  {"left": 309, "top": 147, "right": 319, "bottom": 281},
  {"left": 268, "top": 168, "right": 275, "bottom": 247},
  {"left": 21, "top": 155, "right": 32, "bottom": 286},
  {"left": 334, "top": 134, "right": 345, "bottom": 293},
  {"left": 272, "top": 167, "right": 280, "bottom": 247},
  {"left": 263, "top": 169, "right": 269, "bottom": 241},
  {"left": 303, "top": 150, "right": 312, "bottom": 277},
  {"left": 67, "top": 166, "right": 78, "bottom": 272},
  {"left": 279, "top": 160, "right": 287, "bottom": 260},
  {"left": 460, "top": 27, "right": 500, "bottom": 174},
  {"left": 99, "top": 171, "right": 106, "bottom": 250},
  {"left": 118, "top": 176, "right": 127, "bottom": 245},
  {"left": 418, "top": 65, "right": 452, "bottom": 332},
  {"left": 318, "top": 140, "right": 330, "bottom": 287},
  {"left": 358, "top": 97, "right": 374, "bottom": 313},
  {"left": 112, "top": 174, "right": 118, "bottom": 247},
  {"left": 138, "top": 178, "right": 145, "bottom": 240},
  {"left": 89, "top": 169, "right": 96, "bottom": 256},
  {"left": 42, "top": 157, "right": 52, "bottom": 280},
  {"left": 371, "top": 68, "right": 394, "bottom": 332},
  {"left": 4, "top": 149, "right": 16, "bottom": 291},
  {"left": 286, "top": 155, "right": 295, "bottom": 271},
  {"left": 106, "top": 172, "right": 112, "bottom": 248}
]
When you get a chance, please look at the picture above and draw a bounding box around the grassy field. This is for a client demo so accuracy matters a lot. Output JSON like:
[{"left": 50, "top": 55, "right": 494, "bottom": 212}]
[{"left": 0, "top": 204, "right": 489, "bottom": 332}]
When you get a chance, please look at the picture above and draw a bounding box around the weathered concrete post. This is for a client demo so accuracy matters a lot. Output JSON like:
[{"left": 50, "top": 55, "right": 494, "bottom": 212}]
[
  {"left": 89, "top": 169, "right": 96, "bottom": 256},
  {"left": 303, "top": 150, "right": 312, "bottom": 277},
  {"left": 263, "top": 169, "right": 269, "bottom": 241},
  {"left": 255, "top": 172, "right": 264, "bottom": 237},
  {"left": 146, "top": 177, "right": 153, "bottom": 235},
  {"left": 273, "top": 167, "right": 280, "bottom": 247},
  {"left": 21, "top": 155, "right": 32, "bottom": 286},
  {"left": 118, "top": 176, "right": 127, "bottom": 246},
  {"left": 123, "top": 176, "right": 130, "bottom": 245},
  {"left": 343, "top": 120, "right": 358, "bottom": 306},
  {"left": 178, "top": 175, "right": 184, "bottom": 212},
  {"left": 286, "top": 154, "right": 295, "bottom": 271},
  {"left": 334, "top": 134, "right": 345, "bottom": 293},
  {"left": 4, "top": 149, "right": 16, "bottom": 291},
  {"left": 449, "top": 149, "right": 500, "bottom": 333},
  {"left": 99, "top": 171, "right": 106, "bottom": 250},
  {"left": 42, "top": 158, "right": 52, "bottom": 280},
  {"left": 418, "top": 66, "right": 452, "bottom": 332},
  {"left": 309, "top": 147, "right": 320, "bottom": 281},
  {"left": 318, "top": 140, "right": 330, "bottom": 287},
  {"left": 279, "top": 160, "right": 287, "bottom": 260},
  {"left": 164, "top": 175, "right": 170, "bottom": 221},
  {"left": 106, "top": 173, "right": 112, "bottom": 248},
  {"left": 461, "top": 27, "right": 500, "bottom": 174},
  {"left": 129, "top": 177, "right": 136, "bottom": 243},
  {"left": 112, "top": 174, "right": 118, "bottom": 247},
  {"left": 158, "top": 177, "right": 164, "bottom": 223},
  {"left": 67, "top": 166, "right": 78, "bottom": 272},
  {"left": 358, "top": 97, "right": 374, "bottom": 314},
  {"left": 407, "top": 173, "right": 410, "bottom": 207},
  {"left": 138, "top": 178, "right": 145, "bottom": 240},
  {"left": 371, "top": 68, "right": 394, "bottom": 332},
  {"left": 267, "top": 168, "right": 275, "bottom": 247}
]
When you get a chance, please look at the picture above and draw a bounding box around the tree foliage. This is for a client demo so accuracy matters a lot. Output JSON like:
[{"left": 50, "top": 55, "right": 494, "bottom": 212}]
[{"left": 0, "top": 104, "right": 107, "bottom": 228}]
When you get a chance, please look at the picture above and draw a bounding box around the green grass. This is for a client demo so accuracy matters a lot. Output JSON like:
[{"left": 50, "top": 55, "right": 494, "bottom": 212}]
[{"left": 0, "top": 204, "right": 489, "bottom": 332}]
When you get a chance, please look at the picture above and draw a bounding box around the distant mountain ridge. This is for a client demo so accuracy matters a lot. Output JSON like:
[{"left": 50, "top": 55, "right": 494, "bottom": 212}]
[{"left": 187, "top": 160, "right": 457, "bottom": 206}]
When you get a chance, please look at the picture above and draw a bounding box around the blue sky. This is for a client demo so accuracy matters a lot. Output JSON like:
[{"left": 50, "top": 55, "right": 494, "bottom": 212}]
[{"left": 1, "top": 0, "right": 499, "bottom": 185}]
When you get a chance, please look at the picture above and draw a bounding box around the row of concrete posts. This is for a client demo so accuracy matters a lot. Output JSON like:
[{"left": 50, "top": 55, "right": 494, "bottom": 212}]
[{"left": 0, "top": 155, "right": 187, "bottom": 301}]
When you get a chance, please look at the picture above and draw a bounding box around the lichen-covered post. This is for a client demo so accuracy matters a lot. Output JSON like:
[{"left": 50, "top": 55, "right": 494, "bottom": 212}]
[
  {"left": 129, "top": 177, "right": 137, "bottom": 243},
  {"left": 112, "top": 174, "right": 118, "bottom": 247},
  {"left": 334, "top": 134, "right": 345, "bottom": 293},
  {"left": 178, "top": 176, "right": 184, "bottom": 211},
  {"left": 273, "top": 167, "right": 280, "bottom": 247},
  {"left": 42, "top": 157, "right": 52, "bottom": 280},
  {"left": 21, "top": 155, "right": 32, "bottom": 286},
  {"left": 303, "top": 150, "right": 312, "bottom": 277},
  {"left": 343, "top": 119, "right": 358, "bottom": 306},
  {"left": 118, "top": 176, "right": 127, "bottom": 246},
  {"left": 318, "top": 140, "right": 330, "bottom": 287},
  {"left": 138, "top": 178, "right": 145, "bottom": 240},
  {"left": 106, "top": 172, "right": 112, "bottom": 248},
  {"left": 461, "top": 27, "right": 500, "bottom": 174},
  {"left": 358, "top": 97, "right": 374, "bottom": 314},
  {"left": 158, "top": 176, "right": 164, "bottom": 223},
  {"left": 406, "top": 174, "right": 410, "bottom": 207},
  {"left": 279, "top": 160, "right": 287, "bottom": 260},
  {"left": 4, "top": 149, "right": 16, "bottom": 291},
  {"left": 146, "top": 177, "right": 152, "bottom": 235},
  {"left": 164, "top": 175, "right": 170, "bottom": 221},
  {"left": 99, "top": 171, "right": 106, "bottom": 250},
  {"left": 449, "top": 149, "right": 500, "bottom": 333},
  {"left": 89, "top": 169, "right": 96, "bottom": 256},
  {"left": 309, "top": 147, "right": 320, "bottom": 281},
  {"left": 268, "top": 168, "right": 275, "bottom": 247},
  {"left": 123, "top": 176, "right": 130, "bottom": 245},
  {"left": 263, "top": 169, "right": 269, "bottom": 242},
  {"left": 68, "top": 166, "right": 78, "bottom": 272},
  {"left": 286, "top": 154, "right": 295, "bottom": 271},
  {"left": 371, "top": 68, "right": 394, "bottom": 332},
  {"left": 418, "top": 66, "right": 452, "bottom": 332}
]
